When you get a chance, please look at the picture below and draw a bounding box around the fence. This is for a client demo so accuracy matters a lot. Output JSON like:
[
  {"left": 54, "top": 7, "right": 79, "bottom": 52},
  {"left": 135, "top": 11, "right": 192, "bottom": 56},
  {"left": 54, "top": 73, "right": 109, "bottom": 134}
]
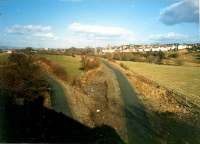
[{"left": 127, "top": 70, "right": 200, "bottom": 113}]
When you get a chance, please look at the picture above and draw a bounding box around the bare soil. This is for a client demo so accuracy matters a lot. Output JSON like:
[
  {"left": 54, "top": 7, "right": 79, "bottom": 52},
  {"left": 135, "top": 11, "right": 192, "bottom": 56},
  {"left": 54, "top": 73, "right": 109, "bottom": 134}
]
[{"left": 65, "top": 64, "right": 127, "bottom": 140}]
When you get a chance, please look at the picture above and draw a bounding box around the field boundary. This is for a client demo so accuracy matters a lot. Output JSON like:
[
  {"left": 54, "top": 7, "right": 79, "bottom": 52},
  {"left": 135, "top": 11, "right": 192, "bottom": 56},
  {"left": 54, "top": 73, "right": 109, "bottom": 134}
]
[{"left": 129, "top": 70, "right": 200, "bottom": 111}]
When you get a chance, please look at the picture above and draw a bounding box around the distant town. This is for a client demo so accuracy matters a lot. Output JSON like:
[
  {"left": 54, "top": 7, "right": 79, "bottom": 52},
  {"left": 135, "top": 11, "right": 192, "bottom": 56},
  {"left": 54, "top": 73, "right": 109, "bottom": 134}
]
[
  {"left": 1, "top": 43, "right": 200, "bottom": 54},
  {"left": 101, "top": 43, "right": 199, "bottom": 54}
]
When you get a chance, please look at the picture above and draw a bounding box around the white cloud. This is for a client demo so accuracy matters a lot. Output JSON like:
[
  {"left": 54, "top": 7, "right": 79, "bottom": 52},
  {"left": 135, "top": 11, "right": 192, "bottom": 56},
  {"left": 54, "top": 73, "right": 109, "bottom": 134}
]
[
  {"left": 160, "top": 0, "right": 199, "bottom": 25},
  {"left": 65, "top": 22, "right": 135, "bottom": 47},
  {"left": 68, "top": 22, "right": 134, "bottom": 39},
  {"left": 34, "top": 33, "right": 57, "bottom": 38},
  {"left": 7, "top": 25, "right": 51, "bottom": 34},
  {"left": 149, "top": 32, "right": 188, "bottom": 42},
  {"left": 7, "top": 25, "right": 57, "bottom": 39}
]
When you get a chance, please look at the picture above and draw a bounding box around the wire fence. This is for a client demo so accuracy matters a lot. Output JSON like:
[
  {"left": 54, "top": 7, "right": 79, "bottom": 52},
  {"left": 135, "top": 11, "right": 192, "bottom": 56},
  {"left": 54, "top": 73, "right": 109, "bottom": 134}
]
[{"left": 129, "top": 70, "right": 200, "bottom": 113}]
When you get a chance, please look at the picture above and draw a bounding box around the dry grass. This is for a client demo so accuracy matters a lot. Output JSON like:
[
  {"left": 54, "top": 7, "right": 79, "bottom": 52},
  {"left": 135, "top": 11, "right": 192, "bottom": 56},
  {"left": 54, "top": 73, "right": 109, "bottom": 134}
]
[{"left": 119, "top": 61, "right": 200, "bottom": 108}]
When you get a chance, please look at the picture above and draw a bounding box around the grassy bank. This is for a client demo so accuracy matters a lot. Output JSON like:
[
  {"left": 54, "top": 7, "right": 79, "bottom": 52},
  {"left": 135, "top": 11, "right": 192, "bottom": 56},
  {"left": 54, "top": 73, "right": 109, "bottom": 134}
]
[
  {"left": 39, "top": 54, "right": 82, "bottom": 77},
  {"left": 0, "top": 53, "right": 8, "bottom": 64},
  {"left": 119, "top": 61, "right": 200, "bottom": 107}
]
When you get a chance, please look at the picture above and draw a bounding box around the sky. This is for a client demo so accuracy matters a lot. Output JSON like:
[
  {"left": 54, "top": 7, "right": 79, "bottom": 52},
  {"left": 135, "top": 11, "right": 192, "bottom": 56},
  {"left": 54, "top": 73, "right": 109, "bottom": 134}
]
[{"left": 0, "top": 0, "right": 199, "bottom": 48}]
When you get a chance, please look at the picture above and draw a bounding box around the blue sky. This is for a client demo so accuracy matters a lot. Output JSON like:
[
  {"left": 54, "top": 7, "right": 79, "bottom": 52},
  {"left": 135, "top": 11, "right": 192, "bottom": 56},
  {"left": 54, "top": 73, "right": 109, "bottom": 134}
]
[{"left": 0, "top": 0, "right": 199, "bottom": 48}]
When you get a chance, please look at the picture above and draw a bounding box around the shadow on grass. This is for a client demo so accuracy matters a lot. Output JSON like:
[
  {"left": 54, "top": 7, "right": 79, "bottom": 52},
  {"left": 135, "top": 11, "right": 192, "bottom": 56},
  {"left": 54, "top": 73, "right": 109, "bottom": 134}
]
[
  {"left": 0, "top": 96, "right": 125, "bottom": 143},
  {"left": 147, "top": 110, "right": 200, "bottom": 144}
]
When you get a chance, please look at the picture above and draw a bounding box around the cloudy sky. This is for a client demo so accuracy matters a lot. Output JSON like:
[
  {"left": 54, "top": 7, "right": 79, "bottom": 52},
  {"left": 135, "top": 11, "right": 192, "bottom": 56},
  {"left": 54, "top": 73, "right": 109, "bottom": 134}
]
[{"left": 0, "top": 0, "right": 199, "bottom": 48}]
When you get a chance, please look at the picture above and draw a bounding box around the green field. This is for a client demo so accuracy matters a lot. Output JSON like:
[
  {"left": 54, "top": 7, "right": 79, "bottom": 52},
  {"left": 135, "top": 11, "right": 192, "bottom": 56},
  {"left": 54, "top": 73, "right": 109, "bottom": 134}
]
[
  {"left": 0, "top": 53, "right": 9, "bottom": 64},
  {"left": 39, "top": 54, "right": 82, "bottom": 77},
  {"left": 120, "top": 61, "right": 200, "bottom": 107}
]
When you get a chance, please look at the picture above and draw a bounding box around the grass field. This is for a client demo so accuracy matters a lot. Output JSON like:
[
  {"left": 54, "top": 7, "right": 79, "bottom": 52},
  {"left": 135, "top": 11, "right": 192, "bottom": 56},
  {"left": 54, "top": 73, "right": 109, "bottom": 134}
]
[
  {"left": 119, "top": 61, "right": 200, "bottom": 107},
  {"left": 0, "top": 53, "right": 8, "bottom": 64},
  {"left": 39, "top": 54, "right": 82, "bottom": 77}
]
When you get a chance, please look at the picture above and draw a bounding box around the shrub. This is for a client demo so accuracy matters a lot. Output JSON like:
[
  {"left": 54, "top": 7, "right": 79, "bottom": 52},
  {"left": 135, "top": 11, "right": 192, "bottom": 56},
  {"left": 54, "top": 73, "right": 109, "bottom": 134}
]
[
  {"left": 154, "top": 56, "right": 163, "bottom": 64},
  {"left": 1, "top": 53, "right": 49, "bottom": 104},
  {"left": 120, "top": 63, "right": 129, "bottom": 70},
  {"left": 168, "top": 52, "right": 179, "bottom": 58},
  {"left": 188, "top": 45, "right": 200, "bottom": 52},
  {"left": 81, "top": 55, "right": 100, "bottom": 71},
  {"left": 39, "top": 57, "right": 68, "bottom": 81},
  {"left": 157, "top": 51, "right": 165, "bottom": 59},
  {"left": 52, "top": 64, "right": 68, "bottom": 81},
  {"left": 152, "top": 51, "right": 165, "bottom": 64},
  {"left": 113, "top": 53, "right": 122, "bottom": 60}
]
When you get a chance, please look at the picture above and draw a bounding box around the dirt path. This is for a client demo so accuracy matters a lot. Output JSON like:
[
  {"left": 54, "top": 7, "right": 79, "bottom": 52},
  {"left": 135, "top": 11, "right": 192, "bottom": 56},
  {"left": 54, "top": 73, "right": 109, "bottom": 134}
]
[
  {"left": 103, "top": 61, "right": 158, "bottom": 144},
  {"left": 46, "top": 75, "right": 72, "bottom": 117}
]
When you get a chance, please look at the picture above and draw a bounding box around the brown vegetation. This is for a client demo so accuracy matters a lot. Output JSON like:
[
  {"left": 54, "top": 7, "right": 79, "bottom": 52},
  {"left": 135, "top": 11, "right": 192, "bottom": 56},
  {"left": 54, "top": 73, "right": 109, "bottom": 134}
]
[
  {"left": 81, "top": 55, "right": 100, "bottom": 71},
  {"left": 38, "top": 57, "right": 68, "bottom": 81},
  {"left": 0, "top": 53, "right": 49, "bottom": 104},
  {"left": 119, "top": 63, "right": 129, "bottom": 70}
]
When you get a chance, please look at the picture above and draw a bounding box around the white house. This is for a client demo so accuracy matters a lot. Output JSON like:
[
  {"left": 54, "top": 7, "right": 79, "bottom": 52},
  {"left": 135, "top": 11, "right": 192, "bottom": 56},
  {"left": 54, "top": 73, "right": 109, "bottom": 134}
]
[
  {"left": 6, "top": 50, "right": 12, "bottom": 54},
  {"left": 178, "top": 45, "right": 188, "bottom": 50},
  {"left": 101, "top": 44, "right": 191, "bottom": 54},
  {"left": 44, "top": 47, "right": 49, "bottom": 51}
]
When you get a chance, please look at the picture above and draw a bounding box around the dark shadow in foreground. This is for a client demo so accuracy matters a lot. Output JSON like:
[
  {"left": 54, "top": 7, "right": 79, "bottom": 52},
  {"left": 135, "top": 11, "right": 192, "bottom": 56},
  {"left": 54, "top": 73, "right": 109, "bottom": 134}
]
[{"left": 0, "top": 96, "right": 124, "bottom": 143}]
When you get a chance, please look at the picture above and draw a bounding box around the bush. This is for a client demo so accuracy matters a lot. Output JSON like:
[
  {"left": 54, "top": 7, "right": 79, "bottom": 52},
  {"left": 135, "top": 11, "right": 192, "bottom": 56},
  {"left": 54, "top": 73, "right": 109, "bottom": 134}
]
[
  {"left": 188, "top": 45, "right": 200, "bottom": 52},
  {"left": 154, "top": 56, "right": 163, "bottom": 64},
  {"left": 39, "top": 57, "right": 68, "bottom": 81},
  {"left": 113, "top": 53, "right": 122, "bottom": 60},
  {"left": 81, "top": 55, "right": 100, "bottom": 71},
  {"left": 157, "top": 51, "right": 165, "bottom": 59},
  {"left": 120, "top": 63, "right": 129, "bottom": 70},
  {"left": 111, "top": 52, "right": 146, "bottom": 62},
  {"left": 52, "top": 64, "right": 68, "bottom": 81},
  {"left": 152, "top": 51, "right": 165, "bottom": 64},
  {"left": 1, "top": 53, "right": 49, "bottom": 104},
  {"left": 103, "top": 51, "right": 167, "bottom": 64},
  {"left": 145, "top": 54, "right": 155, "bottom": 63},
  {"left": 168, "top": 52, "right": 178, "bottom": 58}
]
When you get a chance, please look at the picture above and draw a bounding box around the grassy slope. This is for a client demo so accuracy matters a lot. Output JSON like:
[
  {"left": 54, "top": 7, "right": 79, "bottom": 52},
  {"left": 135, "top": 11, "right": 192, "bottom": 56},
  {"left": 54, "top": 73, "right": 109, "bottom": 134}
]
[
  {"left": 120, "top": 61, "right": 200, "bottom": 106},
  {"left": 39, "top": 54, "right": 82, "bottom": 77},
  {"left": 0, "top": 53, "right": 8, "bottom": 64}
]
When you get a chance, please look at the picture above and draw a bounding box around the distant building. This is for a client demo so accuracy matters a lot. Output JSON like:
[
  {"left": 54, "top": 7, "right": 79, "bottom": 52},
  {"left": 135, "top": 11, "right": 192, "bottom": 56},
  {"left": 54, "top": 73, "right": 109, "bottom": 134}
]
[
  {"left": 6, "top": 50, "right": 13, "bottom": 54},
  {"left": 44, "top": 48, "right": 49, "bottom": 51},
  {"left": 178, "top": 44, "right": 191, "bottom": 50},
  {"left": 101, "top": 43, "right": 192, "bottom": 54}
]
